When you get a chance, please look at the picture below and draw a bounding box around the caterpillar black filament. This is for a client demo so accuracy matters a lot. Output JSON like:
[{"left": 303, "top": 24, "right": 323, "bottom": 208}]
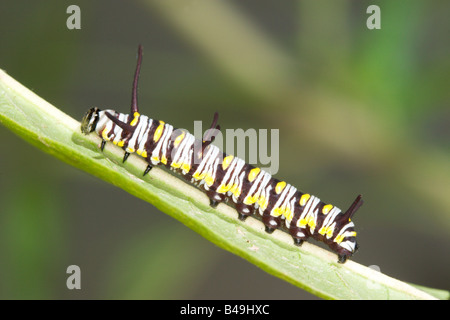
[{"left": 81, "top": 45, "right": 363, "bottom": 263}]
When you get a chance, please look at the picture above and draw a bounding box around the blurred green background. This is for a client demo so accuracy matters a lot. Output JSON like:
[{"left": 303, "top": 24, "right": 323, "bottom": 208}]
[{"left": 0, "top": 0, "right": 448, "bottom": 299}]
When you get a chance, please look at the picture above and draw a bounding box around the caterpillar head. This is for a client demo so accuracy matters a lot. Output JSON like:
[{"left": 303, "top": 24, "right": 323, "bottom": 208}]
[
  {"left": 81, "top": 107, "right": 100, "bottom": 134},
  {"left": 332, "top": 195, "right": 363, "bottom": 263},
  {"left": 333, "top": 221, "right": 359, "bottom": 263}
]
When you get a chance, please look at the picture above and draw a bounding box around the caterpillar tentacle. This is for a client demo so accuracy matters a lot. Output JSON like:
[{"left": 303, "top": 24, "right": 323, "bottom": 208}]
[
  {"left": 131, "top": 44, "right": 143, "bottom": 115},
  {"left": 80, "top": 45, "right": 362, "bottom": 263}
]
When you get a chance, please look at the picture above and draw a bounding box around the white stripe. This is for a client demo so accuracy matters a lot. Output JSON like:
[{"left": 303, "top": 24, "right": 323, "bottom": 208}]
[
  {"left": 284, "top": 191, "right": 298, "bottom": 228},
  {"left": 126, "top": 115, "right": 146, "bottom": 151},
  {"left": 151, "top": 123, "right": 173, "bottom": 165},
  {"left": 96, "top": 110, "right": 115, "bottom": 136},
  {"left": 138, "top": 118, "right": 153, "bottom": 153},
  {"left": 322, "top": 207, "right": 341, "bottom": 229},
  {"left": 204, "top": 146, "right": 221, "bottom": 184},
  {"left": 270, "top": 184, "right": 294, "bottom": 217},
  {"left": 160, "top": 124, "right": 174, "bottom": 161},
  {"left": 298, "top": 195, "right": 320, "bottom": 223},
  {"left": 219, "top": 156, "right": 238, "bottom": 188},
  {"left": 335, "top": 221, "right": 355, "bottom": 238},
  {"left": 192, "top": 143, "right": 215, "bottom": 178},
  {"left": 340, "top": 241, "right": 356, "bottom": 252},
  {"left": 172, "top": 131, "right": 192, "bottom": 165},
  {"left": 232, "top": 170, "right": 246, "bottom": 202},
  {"left": 244, "top": 169, "right": 265, "bottom": 204}
]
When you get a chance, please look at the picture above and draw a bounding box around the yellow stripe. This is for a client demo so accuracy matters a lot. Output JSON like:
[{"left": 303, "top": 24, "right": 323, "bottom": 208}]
[
  {"left": 284, "top": 208, "right": 293, "bottom": 221},
  {"left": 260, "top": 197, "right": 268, "bottom": 211},
  {"left": 248, "top": 167, "right": 260, "bottom": 182},
  {"left": 258, "top": 195, "right": 269, "bottom": 211},
  {"left": 246, "top": 194, "right": 260, "bottom": 205},
  {"left": 272, "top": 206, "right": 285, "bottom": 217},
  {"left": 322, "top": 204, "right": 333, "bottom": 214},
  {"left": 243, "top": 196, "right": 254, "bottom": 205},
  {"left": 298, "top": 218, "right": 307, "bottom": 227},
  {"left": 334, "top": 235, "right": 344, "bottom": 244},
  {"left": 171, "top": 161, "right": 182, "bottom": 169},
  {"left": 153, "top": 121, "right": 165, "bottom": 142},
  {"left": 222, "top": 155, "right": 234, "bottom": 170},
  {"left": 174, "top": 132, "right": 185, "bottom": 147},
  {"left": 192, "top": 171, "right": 201, "bottom": 180},
  {"left": 308, "top": 217, "right": 316, "bottom": 229},
  {"left": 299, "top": 193, "right": 310, "bottom": 206},
  {"left": 319, "top": 225, "right": 334, "bottom": 238},
  {"left": 326, "top": 228, "right": 334, "bottom": 238},
  {"left": 257, "top": 195, "right": 265, "bottom": 206},
  {"left": 205, "top": 174, "right": 214, "bottom": 186},
  {"left": 192, "top": 171, "right": 207, "bottom": 180},
  {"left": 230, "top": 184, "right": 241, "bottom": 198},
  {"left": 275, "top": 181, "right": 286, "bottom": 194},
  {"left": 181, "top": 162, "right": 190, "bottom": 173},
  {"left": 102, "top": 130, "right": 110, "bottom": 141},
  {"left": 130, "top": 112, "right": 140, "bottom": 126},
  {"left": 217, "top": 183, "right": 232, "bottom": 194}
]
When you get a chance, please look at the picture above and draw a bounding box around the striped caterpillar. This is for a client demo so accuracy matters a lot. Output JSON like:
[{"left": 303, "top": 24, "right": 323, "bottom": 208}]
[{"left": 81, "top": 45, "right": 363, "bottom": 263}]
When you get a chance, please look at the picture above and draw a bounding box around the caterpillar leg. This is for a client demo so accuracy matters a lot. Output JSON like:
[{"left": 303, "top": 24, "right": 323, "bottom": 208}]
[
  {"left": 338, "top": 254, "right": 348, "bottom": 264},
  {"left": 235, "top": 202, "right": 253, "bottom": 221},
  {"left": 265, "top": 226, "right": 275, "bottom": 234},
  {"left": 237, "top": 213, "right": 248, "bottom": 221},
  {"left": 289, "top": 226, "right": 308, "bottom": 246},
  {"left": 143, "top": 165, "right": 152, "bottom": 176},
  {"left": 262, "top": 214, "right": 282, "bottom": 234},
  {"left": 209, "top": 199, "right": 220, "bottom": 208},
  {"left": 207, "top": 190, "right": 225, "bottom": 209},
  {"left": 100, "top": 140, "right": 107, "bottom": 151},
  {"left": 123, "top": 151, "right": 130, "bottom": 163}
]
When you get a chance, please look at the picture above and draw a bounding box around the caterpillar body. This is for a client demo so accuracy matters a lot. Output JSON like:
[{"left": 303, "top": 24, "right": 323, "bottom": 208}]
[{"left": 81, "top": 45, "right": 363, "bottom": 263}]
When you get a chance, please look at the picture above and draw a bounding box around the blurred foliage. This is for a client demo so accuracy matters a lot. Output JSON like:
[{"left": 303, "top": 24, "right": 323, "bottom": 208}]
[{"left": 0, "top": 0, "right": 448, "bottom": 299}]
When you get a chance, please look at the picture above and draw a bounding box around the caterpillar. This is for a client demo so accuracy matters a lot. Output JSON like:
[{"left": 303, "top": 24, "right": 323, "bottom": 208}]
[{"left": 81, "top": 45, "right": 363, "bottom": 263}]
